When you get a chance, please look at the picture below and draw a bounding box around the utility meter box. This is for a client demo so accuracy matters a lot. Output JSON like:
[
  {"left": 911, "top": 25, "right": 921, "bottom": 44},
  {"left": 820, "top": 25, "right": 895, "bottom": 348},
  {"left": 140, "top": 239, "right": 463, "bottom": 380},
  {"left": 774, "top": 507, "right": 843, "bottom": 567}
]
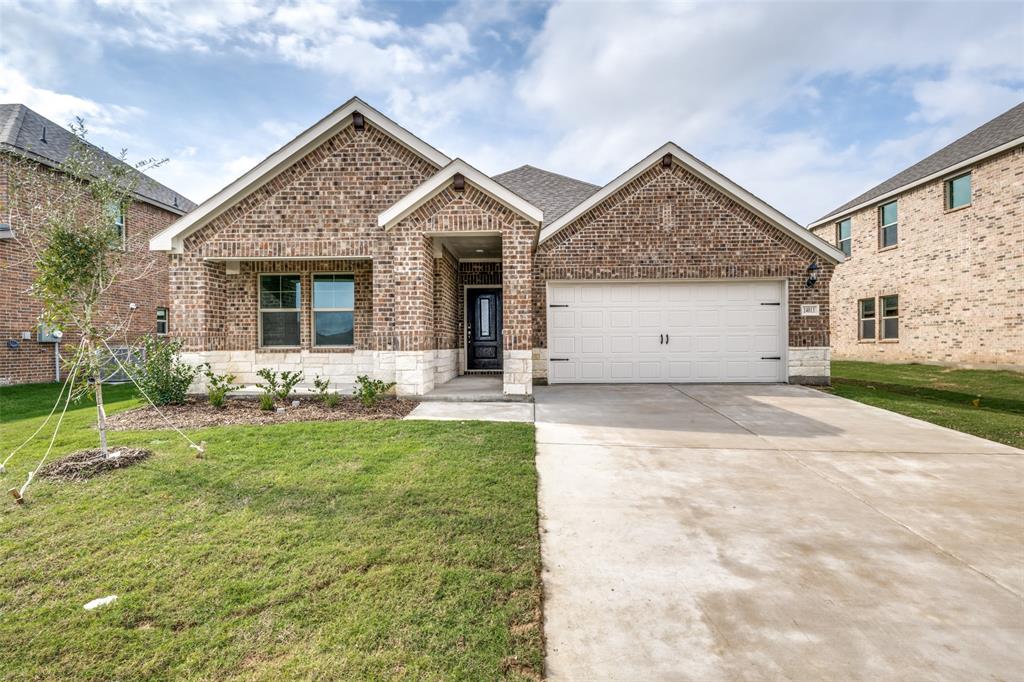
[{"left": 37, "top": 325, "right": 63, "bottom": 343}]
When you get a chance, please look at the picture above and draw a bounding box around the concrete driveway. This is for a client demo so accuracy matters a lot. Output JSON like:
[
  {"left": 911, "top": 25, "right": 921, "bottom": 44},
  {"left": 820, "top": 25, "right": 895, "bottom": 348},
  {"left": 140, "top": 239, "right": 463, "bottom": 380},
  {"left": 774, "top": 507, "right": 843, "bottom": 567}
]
[{"left": 535, "top": 384, "right": 1023, "bottom": 681}]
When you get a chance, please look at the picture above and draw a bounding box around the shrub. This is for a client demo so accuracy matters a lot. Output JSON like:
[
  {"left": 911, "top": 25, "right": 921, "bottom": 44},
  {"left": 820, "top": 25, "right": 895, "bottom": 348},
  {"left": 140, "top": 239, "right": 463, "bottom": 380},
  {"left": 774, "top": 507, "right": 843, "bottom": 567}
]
[
  {"left": 278, "top": 370, "right": 304, "bottom": 402},
  {"left": 256, "top": 368, "right": 304, "bottom": 405},
  {"left": 314, "top": 375, "right": 341, "bottom": 408},
  {"left": 353, "top": 375, "right": 395, "bottom": 408},
  {"left": 132, "top": 336, "right": 201, "bottom": 406},
  {"left": 204, "top": 368, "right": 241, "bottom": 409}
]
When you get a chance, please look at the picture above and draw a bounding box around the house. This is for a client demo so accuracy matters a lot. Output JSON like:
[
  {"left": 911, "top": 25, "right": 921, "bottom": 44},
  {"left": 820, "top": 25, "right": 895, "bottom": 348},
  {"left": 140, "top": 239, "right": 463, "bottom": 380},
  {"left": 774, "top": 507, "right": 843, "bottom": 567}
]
[
  {"left": 0, "top": 104, "right": 197, "bottom": 385},
  {"left": 809, "top": 103, "right": 1024, "bottom": 369},
  {"left": 150, "top": 97, "right": 843, "bottom": 398}
]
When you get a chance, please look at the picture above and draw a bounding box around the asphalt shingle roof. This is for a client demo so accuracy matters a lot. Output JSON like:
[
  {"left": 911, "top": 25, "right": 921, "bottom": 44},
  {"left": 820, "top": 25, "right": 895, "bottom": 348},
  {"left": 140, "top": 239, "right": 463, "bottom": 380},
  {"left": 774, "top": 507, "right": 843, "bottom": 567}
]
[
  {"left": 493, "top": 164, "right": 600, "bottom": 223},
  {"left": 0, "top": 103, "right": 196, "bottom": 214},
  {"left": 816, "top": 101, "right": 1024, "bottom": 224}
]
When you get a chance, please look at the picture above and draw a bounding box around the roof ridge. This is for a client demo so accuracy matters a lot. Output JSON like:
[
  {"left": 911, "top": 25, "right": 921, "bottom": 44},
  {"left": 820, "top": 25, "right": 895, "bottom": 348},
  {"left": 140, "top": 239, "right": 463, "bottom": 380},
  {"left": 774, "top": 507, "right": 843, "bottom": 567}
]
[{"left": 495, "top": 163, "right": 600, "bottom": 190}]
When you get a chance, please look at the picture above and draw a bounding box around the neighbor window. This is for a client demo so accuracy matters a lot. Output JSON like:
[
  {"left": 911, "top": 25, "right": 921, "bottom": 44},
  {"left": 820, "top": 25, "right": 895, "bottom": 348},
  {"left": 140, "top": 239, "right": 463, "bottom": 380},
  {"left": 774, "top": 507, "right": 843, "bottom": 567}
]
[
  {"left": 312, "top": 274, "right": 354, "bottom": 346},
  {"left": 881, "top": 295, "right": 899, "bottom": 340},
  {"left": 259, "top": 274, "right": 301, "bottom": 346},
  {"left": 879, "top": 200, "right": 898, "bottom": 248},
  {"left": 946, "top": 172, "right": 971, "bottom": 209},
  {"left": 858, "top": 298, "right": 876, "bottom": 340},
  {"left": 156, "top": 307, "right": 168, "bottom": 335},
  {"left": 836, "top": 217, "right": 852, "bottom": 256},
  {"left": 106, "top": 200, "right": 126, "bottom": 249}
]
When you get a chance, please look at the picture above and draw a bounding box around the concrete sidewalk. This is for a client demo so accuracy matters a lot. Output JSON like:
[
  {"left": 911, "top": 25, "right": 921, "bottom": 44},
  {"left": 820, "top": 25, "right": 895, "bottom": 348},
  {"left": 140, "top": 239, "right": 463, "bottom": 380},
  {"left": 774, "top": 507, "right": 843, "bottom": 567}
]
[{"left": 536, "top": 384, "right": 1023, "bottom": 681}]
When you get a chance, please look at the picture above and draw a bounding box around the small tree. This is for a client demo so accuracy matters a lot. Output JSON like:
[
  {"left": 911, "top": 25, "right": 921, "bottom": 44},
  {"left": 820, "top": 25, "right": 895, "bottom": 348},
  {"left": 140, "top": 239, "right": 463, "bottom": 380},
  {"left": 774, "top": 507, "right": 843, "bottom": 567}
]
[{"left": 5, "top": 120, "right": 166, "bottom": 457}]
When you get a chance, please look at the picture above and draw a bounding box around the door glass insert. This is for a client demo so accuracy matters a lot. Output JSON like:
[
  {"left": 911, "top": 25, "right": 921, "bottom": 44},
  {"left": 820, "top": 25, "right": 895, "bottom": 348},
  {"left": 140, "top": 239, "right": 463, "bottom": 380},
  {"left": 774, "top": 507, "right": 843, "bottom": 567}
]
[{"left": 480, "top": 297, "right": 490, "bottom": 337}]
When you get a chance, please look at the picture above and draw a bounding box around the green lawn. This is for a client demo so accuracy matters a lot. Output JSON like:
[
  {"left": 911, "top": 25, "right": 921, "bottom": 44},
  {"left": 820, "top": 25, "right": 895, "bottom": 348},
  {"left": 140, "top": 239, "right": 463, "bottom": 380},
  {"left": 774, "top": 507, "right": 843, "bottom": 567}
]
[
  {"left": 0, "top": 383, "right": 542, "bottom": 680},
  {"left": 827, "top": 361, "right": 1024, "bottom": 449}
]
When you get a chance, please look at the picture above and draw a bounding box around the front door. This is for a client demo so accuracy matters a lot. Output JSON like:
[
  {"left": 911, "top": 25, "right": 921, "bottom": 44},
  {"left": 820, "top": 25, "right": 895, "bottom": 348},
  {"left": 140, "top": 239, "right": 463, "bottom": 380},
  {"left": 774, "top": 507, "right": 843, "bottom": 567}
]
[{"left": 467, "top": 288, "right": 502, "bottom": 370}]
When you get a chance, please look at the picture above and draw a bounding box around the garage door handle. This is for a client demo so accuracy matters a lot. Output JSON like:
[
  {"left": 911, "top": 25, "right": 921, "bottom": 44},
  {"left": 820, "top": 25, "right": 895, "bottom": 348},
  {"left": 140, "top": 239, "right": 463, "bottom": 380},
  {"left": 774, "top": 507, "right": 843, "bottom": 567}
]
[
  {"left": 760, "top": 302, "right": 781, "bottom": 306},
  {"left": 761, "top": 356, "right": 781, "bottom": 360},
  {"left": 665, "top": 334, "right": 669, "bottom": 343},
  {"left": 550, "top": 358, "right": 569, "bottom": 362},
  {"left": 660, "top": 334, "right": 664, "bottom": 344},
  {"left": 549, "top": 304, "right": 569, "bottom": 308}
]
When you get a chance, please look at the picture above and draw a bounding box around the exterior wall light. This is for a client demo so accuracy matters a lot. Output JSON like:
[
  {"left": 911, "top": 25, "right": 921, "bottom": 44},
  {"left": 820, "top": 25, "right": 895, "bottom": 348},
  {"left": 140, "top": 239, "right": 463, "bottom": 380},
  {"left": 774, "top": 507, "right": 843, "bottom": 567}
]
[{"left": 806, "top": 261, "right": 820, "bottom": 287}]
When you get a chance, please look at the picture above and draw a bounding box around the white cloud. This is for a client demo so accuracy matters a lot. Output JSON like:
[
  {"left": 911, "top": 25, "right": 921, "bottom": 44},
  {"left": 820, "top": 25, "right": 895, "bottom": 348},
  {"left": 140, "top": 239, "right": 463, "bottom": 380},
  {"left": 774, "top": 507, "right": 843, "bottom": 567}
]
[
  {"left": 516, "top": 1, "right": 1024, "bottom": 222},
  {"left": 0, "top": 63, "right": 143, "bottom": 136}
]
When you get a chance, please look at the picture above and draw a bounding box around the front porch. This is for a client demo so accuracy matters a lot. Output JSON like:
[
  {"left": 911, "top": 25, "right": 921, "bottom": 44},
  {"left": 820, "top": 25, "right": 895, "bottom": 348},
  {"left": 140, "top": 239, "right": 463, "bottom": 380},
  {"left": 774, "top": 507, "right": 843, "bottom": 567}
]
[{"left": 420, "top": 374, "right": 528, "bottom": 402}]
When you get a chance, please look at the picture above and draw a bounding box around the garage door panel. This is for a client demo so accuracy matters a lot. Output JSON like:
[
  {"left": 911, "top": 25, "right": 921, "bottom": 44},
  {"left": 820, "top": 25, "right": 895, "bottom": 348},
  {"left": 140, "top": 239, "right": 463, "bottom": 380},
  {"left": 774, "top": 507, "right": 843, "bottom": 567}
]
[{"left": 547, "top": 281, "right": 785, "bottom": 383}]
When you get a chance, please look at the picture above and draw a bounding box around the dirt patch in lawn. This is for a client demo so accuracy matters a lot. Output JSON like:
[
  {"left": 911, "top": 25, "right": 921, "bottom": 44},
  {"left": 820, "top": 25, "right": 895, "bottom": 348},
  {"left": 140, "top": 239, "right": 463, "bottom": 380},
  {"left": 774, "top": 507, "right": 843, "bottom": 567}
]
[
  {"left": 106, "top": 397, "right": 418, "bottom": 430},
  {"left": 39, "top": 447, "right": 153, "bottom": 482}
]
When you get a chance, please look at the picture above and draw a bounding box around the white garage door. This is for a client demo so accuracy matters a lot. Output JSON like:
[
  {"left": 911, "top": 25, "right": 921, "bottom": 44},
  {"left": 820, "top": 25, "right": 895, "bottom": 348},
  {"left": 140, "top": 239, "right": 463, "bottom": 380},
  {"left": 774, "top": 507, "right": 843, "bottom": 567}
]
[{"left": 546, "top": 281, "right": 786, "bottom": 383}]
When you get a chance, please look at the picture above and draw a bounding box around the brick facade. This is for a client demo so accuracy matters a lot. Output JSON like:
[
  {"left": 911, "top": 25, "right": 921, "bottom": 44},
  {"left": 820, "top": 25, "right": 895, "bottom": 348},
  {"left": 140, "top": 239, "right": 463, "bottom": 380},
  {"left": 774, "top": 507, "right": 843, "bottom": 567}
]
[
  {"left": 0, "top": 155, "right": 179, "bottom": 385},
  {"left": 533, "top": 162, "right": 834, "bottom": 382},
  {"left": 165, "top": 116, "right": 837, "bottom": 395},
  {"left": 811, "top": 146, "right": 1023, "bottom": 368}
]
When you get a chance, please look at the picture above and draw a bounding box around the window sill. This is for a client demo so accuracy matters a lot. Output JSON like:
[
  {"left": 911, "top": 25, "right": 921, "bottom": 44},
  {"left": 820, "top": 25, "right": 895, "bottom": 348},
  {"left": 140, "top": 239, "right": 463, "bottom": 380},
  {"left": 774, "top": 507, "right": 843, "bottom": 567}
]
[
  {"left": 877, "top": 244, "right": 899, "bottom": 253},
  {"left": 310, "top": 346, "right": 356, "bottom": 353},
  {"left": 258, "top": 346, "right": 302, "bottom": 353},
  {"left": 857, "top": 339, "right": 876, "bottom": 344},
  {"left": 879, "top": 338, "right": 900, "bottom": 344},
  {"left": 944, "top": 203, "right": 971, "bottom": 214}
]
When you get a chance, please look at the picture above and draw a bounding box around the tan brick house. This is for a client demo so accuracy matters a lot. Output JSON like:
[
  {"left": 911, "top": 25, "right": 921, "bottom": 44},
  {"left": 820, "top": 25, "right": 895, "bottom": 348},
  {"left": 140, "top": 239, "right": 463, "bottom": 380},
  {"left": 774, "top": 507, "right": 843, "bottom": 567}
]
[
  {"left": 1, "top": 104, "right": 196, "bottom": 385},
  {"left": 809, "top": 103, "right": 1023, "bottom": 369},
  {"left": 150, "top": 97, "right": 844, "bottom": 397}
]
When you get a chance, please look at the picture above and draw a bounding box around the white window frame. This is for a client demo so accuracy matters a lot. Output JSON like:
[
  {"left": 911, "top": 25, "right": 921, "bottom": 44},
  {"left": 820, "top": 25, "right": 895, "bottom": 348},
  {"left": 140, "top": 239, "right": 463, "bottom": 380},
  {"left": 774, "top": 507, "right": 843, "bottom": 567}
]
[
  {"left": 312, "top": 272, "right": 355, "bottom": 348},
  {"left": 836, "top": 217, "right": 852, "bottom": 257},
  {"left": 878, "top": 200, "right": 898, "bottom": 249},
  {"left": 880, "top": 294, "right": 899, "bottom": 341},
  {"left": 156, "top": 307, "right": 168, "bottom": 336},
  {"left": 945, "top": 171, "right": 972, "bottom": 210},
  {"left": 258, "top": 273, "right": 302, "bottom": 348},
  {"left": 858, "top": 297, "right": 876, "bottom": 341}
]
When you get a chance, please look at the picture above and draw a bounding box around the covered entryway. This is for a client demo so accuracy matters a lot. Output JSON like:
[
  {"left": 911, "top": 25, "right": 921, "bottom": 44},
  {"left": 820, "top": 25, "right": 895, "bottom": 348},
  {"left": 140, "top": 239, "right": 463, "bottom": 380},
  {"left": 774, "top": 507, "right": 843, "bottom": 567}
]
[{"left": 546, "top": 280, "right": 786, "bottom": 383}]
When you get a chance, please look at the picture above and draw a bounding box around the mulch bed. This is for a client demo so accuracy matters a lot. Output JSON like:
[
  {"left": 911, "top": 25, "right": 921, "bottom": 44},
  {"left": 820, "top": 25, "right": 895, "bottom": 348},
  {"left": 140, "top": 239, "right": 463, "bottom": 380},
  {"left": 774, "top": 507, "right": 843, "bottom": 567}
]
[
  {"left": 39, "top": 448, "right": 153, "bottom": 482},
  {"left": 106, "top": 396, "right": 418, "bottom": 431}
]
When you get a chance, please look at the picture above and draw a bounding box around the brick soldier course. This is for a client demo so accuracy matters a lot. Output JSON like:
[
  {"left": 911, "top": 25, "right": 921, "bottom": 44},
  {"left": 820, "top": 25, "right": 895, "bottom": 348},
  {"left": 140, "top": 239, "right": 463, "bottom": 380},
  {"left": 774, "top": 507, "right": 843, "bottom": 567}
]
[
  {"left": 0, "top": 104, "right": 195, "bottom": 385},
  {"left": 810, "top": 103, "right": 1023, "bottom": 369},
  {"left": 151, "top": 97, "right": 844, "bottom": 398}
]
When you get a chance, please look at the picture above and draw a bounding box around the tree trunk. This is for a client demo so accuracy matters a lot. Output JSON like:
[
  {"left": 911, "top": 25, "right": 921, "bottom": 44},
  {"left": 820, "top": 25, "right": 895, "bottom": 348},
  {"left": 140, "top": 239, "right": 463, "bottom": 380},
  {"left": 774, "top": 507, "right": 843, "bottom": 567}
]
[{"left": 90, "top": 339, "right": 109, "bottom": 457}]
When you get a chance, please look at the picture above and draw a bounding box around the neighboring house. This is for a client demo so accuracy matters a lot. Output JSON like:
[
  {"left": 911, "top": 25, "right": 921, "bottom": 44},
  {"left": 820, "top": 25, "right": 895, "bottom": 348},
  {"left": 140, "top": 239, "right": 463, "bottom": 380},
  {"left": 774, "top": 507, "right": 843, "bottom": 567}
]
[
  {"left": 809, "top": 103, "right": 1024, "bottom": 369},
  {"left": 150, "top": 97, "right": 843, "bottom": 398},
  {"left": 0, "top": 104, "right": 196, "bottom": 385}
]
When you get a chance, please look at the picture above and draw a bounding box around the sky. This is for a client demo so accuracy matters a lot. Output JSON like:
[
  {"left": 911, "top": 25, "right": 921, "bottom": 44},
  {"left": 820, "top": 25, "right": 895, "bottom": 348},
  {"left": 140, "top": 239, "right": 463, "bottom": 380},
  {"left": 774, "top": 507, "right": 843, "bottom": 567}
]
[{"left": 1, "top": 0, "right": 1022, "bottom": 224}]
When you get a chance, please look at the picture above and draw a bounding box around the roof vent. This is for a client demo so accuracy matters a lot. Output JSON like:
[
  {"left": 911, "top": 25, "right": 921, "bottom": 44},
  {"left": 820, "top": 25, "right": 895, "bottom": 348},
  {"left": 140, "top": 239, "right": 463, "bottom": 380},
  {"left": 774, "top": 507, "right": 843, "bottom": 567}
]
[
  {"left": 661, "top": 154, "right": 672, "bottom": 168},
  {"left": 40, "top": 126, "right": 47, "bottom": 144},
  {"left": 452, "top": 173, "right": 465, "bottom": 191},
  {"left": 173, "top": 196, "right": 179, "bottom": 208},
  {"left": 352, "top": 112, "right": 365, "bottom": 131}
]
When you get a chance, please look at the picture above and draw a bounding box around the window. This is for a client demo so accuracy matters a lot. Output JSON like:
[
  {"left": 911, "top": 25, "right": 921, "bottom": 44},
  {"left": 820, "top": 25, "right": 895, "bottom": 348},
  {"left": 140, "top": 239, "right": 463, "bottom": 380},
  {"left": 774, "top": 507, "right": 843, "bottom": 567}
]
[
  {"left": 260, "top": 274, "right": 301, "bottom": 346},
  {"left": 312, "top": 274, "right": 354, "bottom": 346},
  {"left": 156, "top": 307, "right": 168, "bottom": 335},
  {"left": 859, "top": 298, "right": 876, "bottom": 340},
  {"left": 106, "top": 200, "right": 126, "bottom": 249},
  {"left": 879, "top": 200, "right": 898, "bottom": 248},
  {"left": 946, "top": 172, "right": 971, "bottom": 209},
  {"left": 836, "top": 218, "right": 852, "bottom": 257},
  {"left": 881, "top": 295, "right": 899, "bottom": 340}
]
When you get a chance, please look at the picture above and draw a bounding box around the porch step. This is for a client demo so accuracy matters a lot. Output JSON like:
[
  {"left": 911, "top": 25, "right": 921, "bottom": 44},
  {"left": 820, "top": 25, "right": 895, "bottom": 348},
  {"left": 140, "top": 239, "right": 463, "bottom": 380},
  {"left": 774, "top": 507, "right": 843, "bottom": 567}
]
[{"left": 417, "top": 392, "right": 533, "bottom": 403}]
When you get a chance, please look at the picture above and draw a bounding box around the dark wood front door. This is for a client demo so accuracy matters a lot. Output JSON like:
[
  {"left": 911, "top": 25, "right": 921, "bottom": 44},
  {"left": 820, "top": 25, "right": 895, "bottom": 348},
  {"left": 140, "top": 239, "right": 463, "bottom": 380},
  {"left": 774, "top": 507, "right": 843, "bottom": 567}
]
[{"left": 467, "top": 288, "right": 502, "bottom": 370}]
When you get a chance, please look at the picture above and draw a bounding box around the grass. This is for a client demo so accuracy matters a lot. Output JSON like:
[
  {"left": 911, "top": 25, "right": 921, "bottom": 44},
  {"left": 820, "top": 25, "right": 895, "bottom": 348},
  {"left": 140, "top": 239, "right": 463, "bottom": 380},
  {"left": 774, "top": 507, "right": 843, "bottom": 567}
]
[
  {"left": 0, "top": 383, "right": 542, "bottom": 680},
  {"left": 826, "top": 361, "right": 1024, "bottom": 449}
]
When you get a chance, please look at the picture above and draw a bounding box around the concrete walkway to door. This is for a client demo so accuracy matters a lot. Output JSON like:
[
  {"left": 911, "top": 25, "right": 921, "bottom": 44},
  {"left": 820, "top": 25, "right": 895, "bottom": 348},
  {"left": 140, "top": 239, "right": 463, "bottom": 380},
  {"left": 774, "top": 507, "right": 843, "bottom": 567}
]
[{"left": 535, "top": 384, "right": 1023, "bottom": 681}]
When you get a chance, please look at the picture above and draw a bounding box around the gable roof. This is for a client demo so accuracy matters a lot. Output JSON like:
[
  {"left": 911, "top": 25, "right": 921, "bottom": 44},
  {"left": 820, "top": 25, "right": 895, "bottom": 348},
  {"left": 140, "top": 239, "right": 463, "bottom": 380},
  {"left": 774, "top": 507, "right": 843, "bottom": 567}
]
[
  {"left": 150, "top": 96, "right": 451, "bottom": 252},
  {"left": 378, "top": 159, "right": 543, "bottom": 228},
  {"left": 0, "top": 103, "right": 196, "bottom": 215},
  {"left": 493, "top": 165, "right": 599, "bottom": 223},
  {"left": 537, "top": 142, "right": 846, "bottom": 263},
  {"left": 810, "top": 101, "right": 1024, "bottom": 227}
]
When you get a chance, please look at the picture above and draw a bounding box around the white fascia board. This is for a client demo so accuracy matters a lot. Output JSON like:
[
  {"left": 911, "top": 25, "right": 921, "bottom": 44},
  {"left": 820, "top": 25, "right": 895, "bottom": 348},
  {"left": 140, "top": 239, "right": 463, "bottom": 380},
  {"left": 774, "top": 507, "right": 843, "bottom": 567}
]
[
  {"left": 378, "top": 159, "right": 543, "bottom": 228},
  {"left": 149, "top": 97, "right": 452, "bottom": 253},
  {"left": 538, "top": 142, "right": 845, "bottom": 263},
  {"left": 808, "top": 136, "right": 1024, "bottom": 228}
]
